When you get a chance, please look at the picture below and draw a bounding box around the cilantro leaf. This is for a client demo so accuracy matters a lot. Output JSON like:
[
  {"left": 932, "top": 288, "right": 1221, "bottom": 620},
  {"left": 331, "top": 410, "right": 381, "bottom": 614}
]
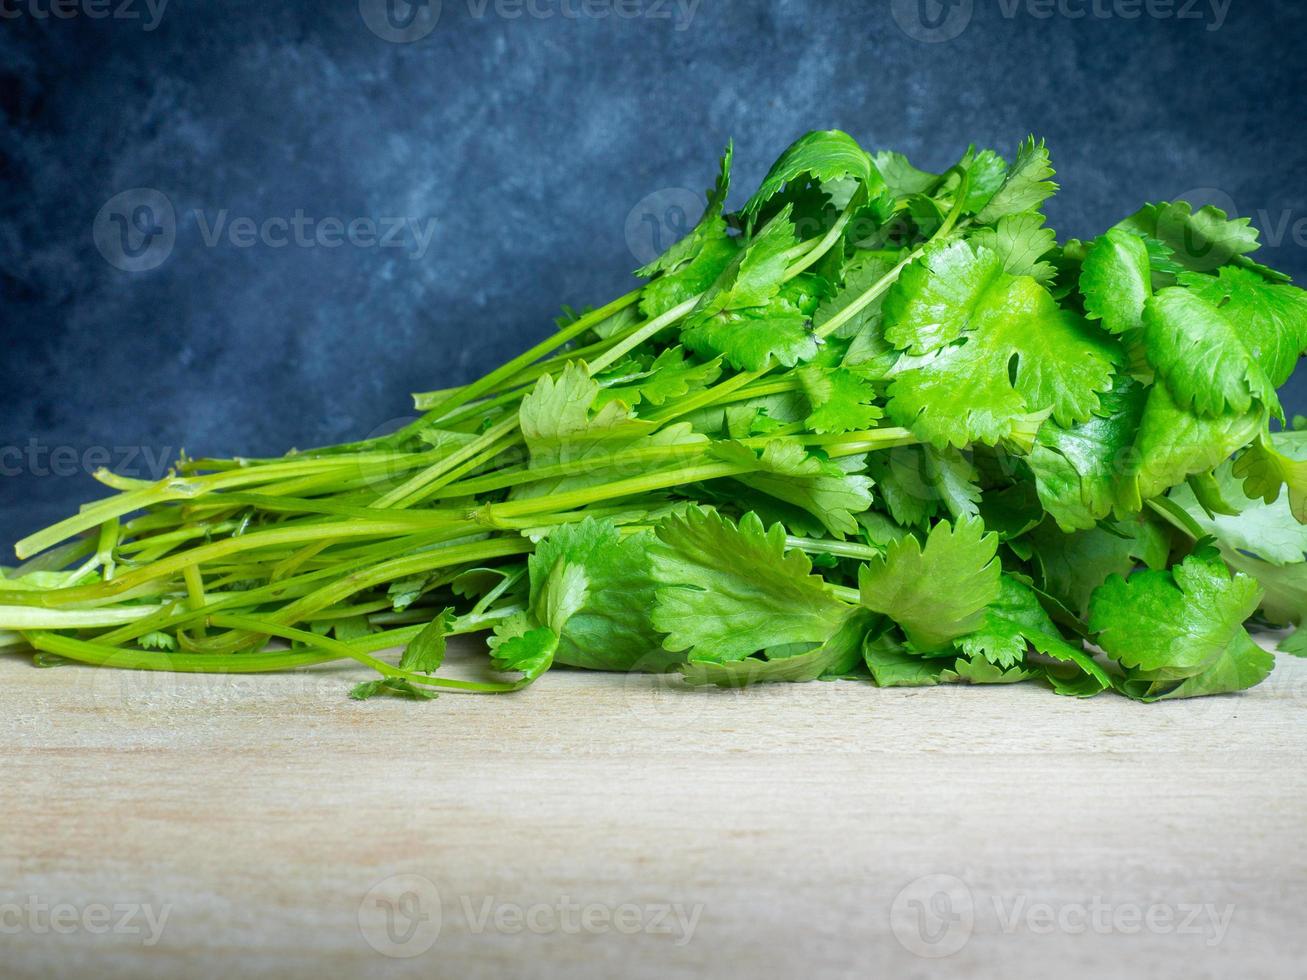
[
  {"left": 1079, "top": 228, "right": 1153, "bottom": 335},
  {"left": 958, "top": 575, "right": 1111, "bottom": 694},
  {"left": 1028, "top": 375, "right": 1148, "bottom": 531},
  {"left": 1180, "top": 267, "right": 1307, "bottom": 388},
  {"left": 857, "top": 516, "right": 1001, "bottom": 651},
  {"left": 1141, "top": 286, "right": 1279, "bottom": 418},
  {"left": 865, "top": 445, "right": 979, "bottom": 527},
  {"left": 529, "top": 518, "right": 677, "bottom": 672},
  {"left": 680, "top": 608, "right": 873, "bottom": 687},
  {"left": 636, "top": 142, "right": 733, "bottom": 279},
  {"left": 884, "top": 241, "right": 1119, "bottom": 448},
  {"left": 1133, "top": 384, "right": 1264, "bottom": 501},
  {"left": 715, "top": 439, "right": 875, "bottom": 538},
  {"left": 973, "top": 137, "right": 1058, "bottom": 225},
  {"left": 488, "top": 618, "right": 558, "bottom": 685},
  {"left": 1026, "top": 516, "right": 1170, "bottom": 617},
  {"left": 871, "top": 151, "right": 938, "bottom": 199},
  {"left": 596, "top": 347, "right": 723, "bottom": 409},
  {"left": 349, "top": 678, "right": 438, "bottom": 701},
  {"left": 742, "top": 130, "right": 882, "bottom": 222},
  {"left": 1113, "top": 200, "right": 1266, "bottom": 276},
  {"left": 969, "top": 212, "right": 1057, "bottom": 283},
  {"left": 1088, "top": 547, "right": 1270, "bottom": 699},
  {"left": 1170, "top": 436, "right": 1307, "bottom": 564},
  {"left": 798, "top": 362, "right": 884, "bottom": 434},
  {"left": 399, "top": 606, "right": 455, "bottom": 673},
  {"left": 650, "top": 507, "right": 852, "bottom": 662},
  {"left": 1232, "top": 431, "right": 1307, "bottom": 524}
]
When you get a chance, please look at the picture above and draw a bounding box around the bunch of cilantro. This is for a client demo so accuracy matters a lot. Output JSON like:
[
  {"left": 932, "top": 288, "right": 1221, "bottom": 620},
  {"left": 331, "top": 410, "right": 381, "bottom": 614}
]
[{"left": 2, "top": 131, "right": 1304, "bottom": 702}]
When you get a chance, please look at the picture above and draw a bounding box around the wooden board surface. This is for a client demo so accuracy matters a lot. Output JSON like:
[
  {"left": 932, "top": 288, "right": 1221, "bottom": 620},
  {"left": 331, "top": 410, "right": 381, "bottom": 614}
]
[{"left": 3, "top": 637, "right": 1305, "bottom": 979}]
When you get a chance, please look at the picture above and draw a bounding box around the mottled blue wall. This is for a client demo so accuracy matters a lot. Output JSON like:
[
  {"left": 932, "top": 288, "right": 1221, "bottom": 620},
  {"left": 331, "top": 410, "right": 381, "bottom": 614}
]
[{"left": 2, "top": 0, "right": 1305, "bottom": 549}]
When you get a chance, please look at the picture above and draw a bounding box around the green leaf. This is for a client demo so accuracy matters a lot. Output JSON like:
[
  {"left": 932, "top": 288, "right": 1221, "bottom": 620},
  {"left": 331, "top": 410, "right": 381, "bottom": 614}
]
[
  {"left": 1080, "top": 228, "right": 1152, "bottom": 335},
  {"left": 387, "top": 576, "right": 429, "bottom": 612},
  {"left": 871, "top": 151, "right": 938, "bottom": 199},
  {"left": 946, "top": 657, "right": 1039, "bottom": 685},
  {"left": 969, "top": 212, "right": 1057, "bottom": 283},
  {"left": 596, "top": 347, "right": 723, "bottom": 409},
  {"left": 1113, "top": 200, "right": 1264, "bottom": 276},
  {"left": 884, "top": 241, "right": 1119, "bottom": 449},
  {"left": 1089, "top": 547, "right": 1270, "bottom": 699},
  {"left": 812, "top": 251, "right": 899, "bottom": 340},
  {"left": 1233, "top": 431, "right": 1307, "bottom": 524},
  {"left": 516, "top": 361, "right": 707, "bottom": 499},
  {"left": 1027, "top": 517, "right": 1170, "bottom": 617},
  {"left": 863, "top": 628, "right": 955, "bottom": 687},
  {"left": 742, "top": 130, "right": 881, "bottom": 222},
  {"left": 639, "top": 236, "right": 739, "bottom": 319},
  {"left": 1133, "top": 384, "right": 1263, "bottom": 501},
  {"left": 349, "top": 678, "right": 438, "bottom": 701},
  {"left": 636, "top": 142, "right": 733, "bottom": 279},
  {"left": 857, "top": 516, "right": 1001, "bottom": 651},
  {"left": 1179, "top": 268, "right": 1307, "bottom": 388},
  {"left": 399, "top": 607, "right": 456, "bottom": 674},
  {"left": 1028, "top": 375, "right": 1148, "bottom": 531},
  {"left": 1281, "top": 631, "right": 1307, "bottom": 657},
  {"left": 718, "top": 439, "right": 875, "bottom": 538},
  {"left": 866, "top": 445, "right": 980, "bottom": 527},
  {"left": 1141, "top": 286, "right": 1279, "bottom": 418},
  {"left": 529, "top": 519, "right": 677, "bottom": 672},
  {"left": 681, "top": 608, "right": 873, "bottom": 687},
  {"left": 681, "top": 209, "right": 821, "bottom": 370},
  {"left": 959, "top": 575, "right": 1111, "bottom": 694},
  {"left": 488, "top": 620, "right": 558, "bottom": 685},
  {"left": 1169, "top": 439, "right": 1307, "bottom": 565},
  {"left": 798, "top": 363, "right": 884, "bottom": 434},
  {"left": 973, "top": 137, "right": 1058, "bottom": 225},
  {"left": 137, "top": 630, "right": 176, "bottom": 651},
  {"left": 650, "top": 507, "right": 852, "bottom": 663}
]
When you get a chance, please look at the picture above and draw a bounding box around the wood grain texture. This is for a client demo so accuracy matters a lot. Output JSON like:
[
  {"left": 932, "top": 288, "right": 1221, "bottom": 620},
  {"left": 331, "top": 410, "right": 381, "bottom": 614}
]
[{"left": 2, "top": 636, "right": 1304, "bottom": 979}]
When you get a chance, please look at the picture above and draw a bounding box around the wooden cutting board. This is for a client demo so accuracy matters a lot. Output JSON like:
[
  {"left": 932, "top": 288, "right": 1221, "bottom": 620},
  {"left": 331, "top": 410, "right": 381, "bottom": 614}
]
[{"left": 3, "top": 637, "right": 1304, "bottom": 979}]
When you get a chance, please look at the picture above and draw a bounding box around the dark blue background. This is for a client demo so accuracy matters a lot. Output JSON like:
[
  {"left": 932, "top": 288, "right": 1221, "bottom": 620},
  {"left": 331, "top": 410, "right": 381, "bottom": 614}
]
[{"left": 2, "top": 0, "right": 1305, "bottom": 552}]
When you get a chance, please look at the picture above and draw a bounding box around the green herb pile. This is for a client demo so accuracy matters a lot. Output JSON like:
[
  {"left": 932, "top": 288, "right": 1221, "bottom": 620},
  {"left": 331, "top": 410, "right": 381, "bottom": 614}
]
[{"left": 3, "top": 131, "right": 1304, "bottom": 701}]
